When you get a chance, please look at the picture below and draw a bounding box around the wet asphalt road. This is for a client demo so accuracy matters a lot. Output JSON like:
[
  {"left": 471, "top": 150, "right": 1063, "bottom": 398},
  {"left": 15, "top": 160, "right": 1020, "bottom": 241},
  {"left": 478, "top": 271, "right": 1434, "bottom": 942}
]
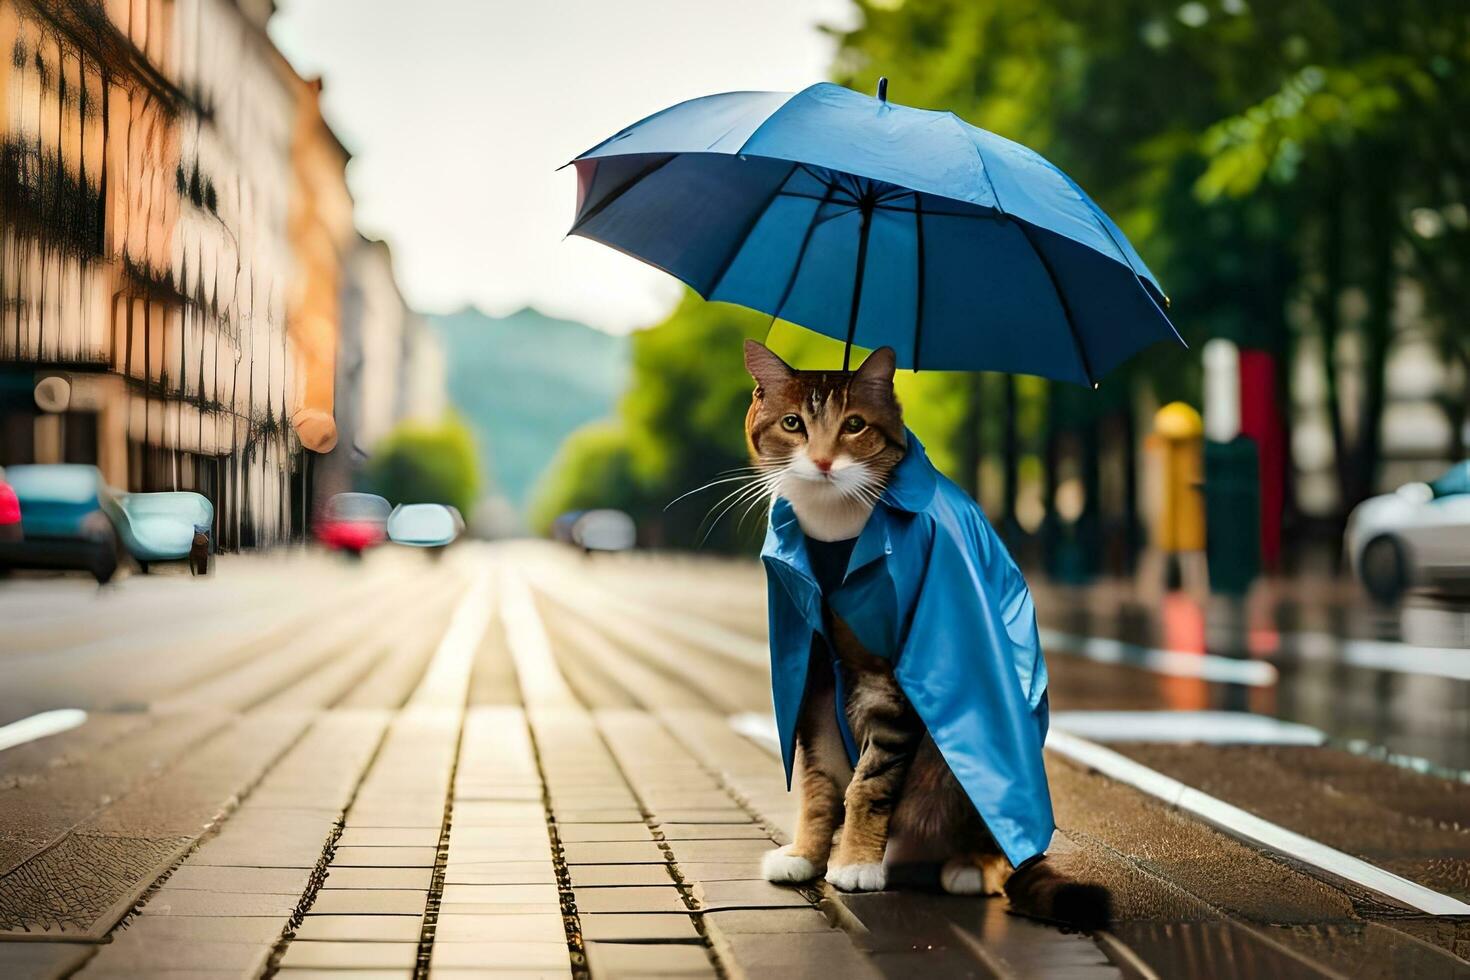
[{"left": 0, "top": 543, "right": 1467, "bottom": 979}]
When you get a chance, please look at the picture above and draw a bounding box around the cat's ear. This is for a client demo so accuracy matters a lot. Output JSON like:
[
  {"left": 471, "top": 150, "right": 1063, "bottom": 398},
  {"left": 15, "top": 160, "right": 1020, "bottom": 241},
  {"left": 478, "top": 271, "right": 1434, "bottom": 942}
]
[
  {"left": 744, "top": 340, "right": 795, "bottom": 390},
  {"left": 854, "top": 346, "right": 897, "bottom": 387}
]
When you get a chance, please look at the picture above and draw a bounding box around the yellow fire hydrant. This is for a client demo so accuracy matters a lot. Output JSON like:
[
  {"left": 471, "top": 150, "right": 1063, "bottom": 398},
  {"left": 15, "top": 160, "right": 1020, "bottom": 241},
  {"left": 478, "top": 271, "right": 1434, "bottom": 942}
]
[{"left": 1146, "top": 402, "right": 1207, "bottom": 593}]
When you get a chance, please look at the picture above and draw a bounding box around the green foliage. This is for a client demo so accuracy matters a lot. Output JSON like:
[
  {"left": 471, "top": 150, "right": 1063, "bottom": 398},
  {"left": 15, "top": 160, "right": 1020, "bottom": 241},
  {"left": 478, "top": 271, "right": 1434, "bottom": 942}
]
[
  {"left": 362, "top": 415, "right": 480, "bottom": 514},
  {"left": 528, "top": 421, "right": 639, "bottom": 535}
]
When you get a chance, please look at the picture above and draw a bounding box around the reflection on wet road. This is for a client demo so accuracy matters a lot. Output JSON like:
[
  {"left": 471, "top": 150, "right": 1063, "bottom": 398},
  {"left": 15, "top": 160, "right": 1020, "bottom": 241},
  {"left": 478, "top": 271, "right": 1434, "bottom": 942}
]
[{"left": 1034, "top": 581, "right": 1470, "bottom": 776}]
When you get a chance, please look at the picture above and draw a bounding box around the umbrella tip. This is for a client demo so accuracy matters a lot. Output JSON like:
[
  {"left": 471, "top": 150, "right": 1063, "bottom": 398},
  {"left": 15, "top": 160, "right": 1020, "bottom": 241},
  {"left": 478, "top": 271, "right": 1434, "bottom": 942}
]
[{"left": 877, "top": 77, "right": 889, "bottom": 103}]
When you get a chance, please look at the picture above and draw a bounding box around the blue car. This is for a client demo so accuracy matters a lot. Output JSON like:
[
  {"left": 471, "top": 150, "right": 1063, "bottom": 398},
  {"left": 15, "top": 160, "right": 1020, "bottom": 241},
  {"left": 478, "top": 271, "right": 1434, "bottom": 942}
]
[
  {"left": 0, "top": 464, "right": 119, "bottom": 583},
  {"left": 106, "top": 491, "right": 214, "bottom": 575}
]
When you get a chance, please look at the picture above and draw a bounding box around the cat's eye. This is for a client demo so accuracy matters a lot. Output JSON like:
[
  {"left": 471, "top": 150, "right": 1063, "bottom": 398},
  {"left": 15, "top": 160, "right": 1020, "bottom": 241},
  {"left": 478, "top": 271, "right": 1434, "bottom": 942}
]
[
  {"left": 780, "top": 414, "right": 803, "bottom": 433},
  {"left": 843, "top": 415, "right": 867, "bottom": 434}
]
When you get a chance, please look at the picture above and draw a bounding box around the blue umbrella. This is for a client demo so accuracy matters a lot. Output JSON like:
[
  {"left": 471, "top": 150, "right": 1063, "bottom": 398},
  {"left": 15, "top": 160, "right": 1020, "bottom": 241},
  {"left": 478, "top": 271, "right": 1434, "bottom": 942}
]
[{"left": 568, "top": 80, "right": 1183, "bottom": 385}]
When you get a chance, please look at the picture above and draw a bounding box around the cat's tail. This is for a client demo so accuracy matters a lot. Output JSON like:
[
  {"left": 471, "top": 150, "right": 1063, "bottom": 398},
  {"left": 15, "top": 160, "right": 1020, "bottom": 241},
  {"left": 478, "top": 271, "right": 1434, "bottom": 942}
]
[{"left": 1003, "top": 858, "right": 1112, "bottom": 931}]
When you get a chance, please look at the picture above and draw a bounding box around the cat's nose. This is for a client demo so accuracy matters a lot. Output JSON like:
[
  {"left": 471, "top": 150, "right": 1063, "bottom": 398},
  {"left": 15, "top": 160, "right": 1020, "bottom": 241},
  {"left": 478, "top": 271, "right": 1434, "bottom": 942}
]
[{"left": 812, "top": 458, "right": 833, "bottom": 473}]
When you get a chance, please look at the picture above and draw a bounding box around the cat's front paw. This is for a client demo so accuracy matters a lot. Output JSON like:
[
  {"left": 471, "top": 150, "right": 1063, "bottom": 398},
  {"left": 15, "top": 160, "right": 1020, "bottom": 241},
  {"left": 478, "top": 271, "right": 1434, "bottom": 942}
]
[
  {"left": 762, "top": 844, "right": 821, "bottom": 883},
  {"left": 825, "top": 862, "right": 886, "bottom": 892}
]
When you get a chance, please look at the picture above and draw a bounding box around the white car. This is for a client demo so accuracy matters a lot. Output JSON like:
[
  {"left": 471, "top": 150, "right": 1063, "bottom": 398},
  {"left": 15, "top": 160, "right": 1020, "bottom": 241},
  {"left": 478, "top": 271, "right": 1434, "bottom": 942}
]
[{"left": 1347, "top": 462, "right": 1470, "bottom": 603}]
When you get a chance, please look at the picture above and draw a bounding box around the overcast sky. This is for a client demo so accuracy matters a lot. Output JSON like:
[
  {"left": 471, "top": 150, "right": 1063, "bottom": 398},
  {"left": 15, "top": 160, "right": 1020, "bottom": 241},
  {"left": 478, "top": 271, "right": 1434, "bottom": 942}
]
[{"left": 269, "top": 0, "right": 856, "bottom": 334}]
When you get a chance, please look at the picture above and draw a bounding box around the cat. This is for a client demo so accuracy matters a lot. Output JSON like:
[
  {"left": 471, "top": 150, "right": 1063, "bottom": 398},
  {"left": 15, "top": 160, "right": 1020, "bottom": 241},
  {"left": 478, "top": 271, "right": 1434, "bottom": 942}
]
[{"left": 743, "top": 339, "right": 1110, "bottom": 930}]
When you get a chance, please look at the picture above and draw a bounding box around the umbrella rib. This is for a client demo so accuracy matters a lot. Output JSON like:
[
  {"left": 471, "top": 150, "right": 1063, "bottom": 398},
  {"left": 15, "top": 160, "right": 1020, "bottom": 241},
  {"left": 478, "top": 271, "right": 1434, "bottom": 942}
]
[
  {"left": 704, "top": 162, "right": 801, "bottom": 298},
  {"left": 1015, "top": 222, "right": 1095, "bottom": 387},
  {"left": 569, "top": 155, "right": 676, "bottom": 234}
]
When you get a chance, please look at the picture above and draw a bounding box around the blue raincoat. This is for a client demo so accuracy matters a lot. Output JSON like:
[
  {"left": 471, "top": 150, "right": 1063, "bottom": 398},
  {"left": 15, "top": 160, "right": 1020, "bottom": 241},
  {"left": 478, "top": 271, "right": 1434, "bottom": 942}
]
[{"left": 760, "top": 430, "right": 1054, "bottom": 868}]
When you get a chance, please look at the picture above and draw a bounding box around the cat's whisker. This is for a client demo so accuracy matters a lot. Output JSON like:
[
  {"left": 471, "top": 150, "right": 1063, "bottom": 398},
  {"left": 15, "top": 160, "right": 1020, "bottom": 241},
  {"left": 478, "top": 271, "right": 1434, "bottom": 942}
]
[
  {"left": 705, "top": 474, "right": 783, "bottom": 538},
  {"left": 694, "top": 472, "right": 783, "bottom": 542},
  {"left": 665, "top": 472, "right": 774, "bottom": 512}
]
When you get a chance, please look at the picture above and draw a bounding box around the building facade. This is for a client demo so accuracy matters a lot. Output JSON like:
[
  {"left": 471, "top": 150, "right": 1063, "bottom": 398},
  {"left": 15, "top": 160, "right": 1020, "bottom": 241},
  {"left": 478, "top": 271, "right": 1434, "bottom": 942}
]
[{"left": 0, "top": 0, "right": 366, "bottom": 549}]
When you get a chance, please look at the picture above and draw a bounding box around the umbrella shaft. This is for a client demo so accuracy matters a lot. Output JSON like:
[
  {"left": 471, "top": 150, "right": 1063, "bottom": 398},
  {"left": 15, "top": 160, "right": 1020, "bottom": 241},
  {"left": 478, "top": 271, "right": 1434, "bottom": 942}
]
[{"left": 844, "top": 201, "right": 875, "bottom": 371}]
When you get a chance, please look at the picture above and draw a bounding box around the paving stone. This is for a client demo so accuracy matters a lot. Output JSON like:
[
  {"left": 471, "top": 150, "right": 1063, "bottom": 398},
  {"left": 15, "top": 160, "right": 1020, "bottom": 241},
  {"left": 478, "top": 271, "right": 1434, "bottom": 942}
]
[
  {"left": 555, "top": 824, "right": 656, "bottom": 843},
  {"left": 578, "top": 913, "right": 702, "bottom": 943},
  {"left": 433, "top": 913, "right": 567, "bottom": 944},
  {"left": 572, "top": 886, "right": 689, "bottom": 914},
  {"left": 720, "top": 931, "right": 881, "bottom": 980},
  {"left": 308, "top": 888, "right": 428, "bottom": 915},
  {"left": 650, "top": 810, "right": 752, "bottom": 824},
  {"left": 278, "top": 941, "right": 420, "bottom": 970},
  {"left": 0, "top": 942, "right": 93, "bottom": 978},
  {"left": 428, "top": 902, "right": 562, "bottom": 916},
  {"left": 332, "top": 846, "right": 438, "bottom": 867},
  {"left": 322, "top": 867, "right": 434, "bottom": 890},
  {"left": 451, "top": 802, "right": 546, "bottom": 826},
  {"left": 446, "top": 827, "right": 551, "bottom": 847},
  {"left": 89, "top": 938, "right": 272, "bottom": 972},
  {"left": 83, "top": 969, "right": 258, "bottom": 980},
  {"left": 584, "top": 941, "right": 716, "bottom": 978},
  {"left": 442, "top": 862, "right": 557, "bottom": 886},
  {"left": 552, "top": 809, "right": 645, "bottom": 823},
  {"left": 640, "top": 793, "right": 739, "bottom": 809},
  {"left": 702, "top": 908, "right": 837, "bottom": 934},
  {"left": 692, "top": 879, "right": 814, "bottom": 911},
  {"left": 163, "top": 865, "right": 312, "bottom": 894},
  {"left": 275, "top": 972, "right": 412, "bottom": 980},
  {"left": 337, "top": 828, "right": 442, "bottom": 847},
  {"left": 447, "top": 845, "right": 552, "bottom": 864},
  {"left": 343, "top": 810, "right": 445, "bottom": 829},
  {"left": 439, "top": 884, "right": 560, "bottom": 906},
  {"left": 559, "top": 840, "right": 667, "bottom": 865},
  {"left": 428, "top": 941, "right": 570, "bottom": 969},
  {"left": 188, "top": 836, "right": 322, "bottom": 869},
  {"left": 672, "top": 862, "right": 767, "bottom": 883},
  {"left": 120, "top": 914, "right": 287, "bottom": 943},
  {"left": 655, "top": 823, "right": 773, "bottom": 841},
  {"left": 664, "top": 840, "right": 770, "bottom": 864},
  {"left": 144, "top": 889, "right": 299, "bottom": 917},
  {"left": 293, "top": 914, "right": 425, "bottom": 942},
  {"left": 455, "top": 779, "right": 543, "bottom": 795},
  {"left": 429, "top": 971, "right": 571, "bottom": 980},
  {"left": 565, "top": 864, "right": 675, "bottom": 888}
]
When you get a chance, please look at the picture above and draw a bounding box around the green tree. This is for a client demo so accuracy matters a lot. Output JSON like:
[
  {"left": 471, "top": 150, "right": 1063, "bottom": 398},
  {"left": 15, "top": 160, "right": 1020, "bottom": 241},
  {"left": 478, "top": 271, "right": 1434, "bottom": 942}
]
[{"left": 362, "top": 415, "right": 481, "bottom": 514}]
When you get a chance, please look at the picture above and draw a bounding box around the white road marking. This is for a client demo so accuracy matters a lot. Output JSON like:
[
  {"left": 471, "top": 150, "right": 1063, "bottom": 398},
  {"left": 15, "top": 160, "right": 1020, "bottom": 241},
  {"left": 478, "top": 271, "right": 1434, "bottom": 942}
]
[
  {"left": 1039, "top": 629, "right": 1278, "bottom": 686},
  {"left": 1287, "top": 630, "right": 1470, "bottom": 682},
  {"left": 0, "top": 708, "right": 87, "bottom": 753},
  {"left": 1050, "top": 711, "right": 1325, "bottom": 745},
  {"left": 1045, "top": 729, "right": 1470, "bottom": 916}
]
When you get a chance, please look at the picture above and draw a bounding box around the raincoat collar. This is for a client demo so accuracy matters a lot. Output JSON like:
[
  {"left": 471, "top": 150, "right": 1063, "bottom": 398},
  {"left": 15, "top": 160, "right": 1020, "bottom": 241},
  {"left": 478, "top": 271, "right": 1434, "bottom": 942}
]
[{"left": 763, "top": 428, "right": 937, "bottom": 590}]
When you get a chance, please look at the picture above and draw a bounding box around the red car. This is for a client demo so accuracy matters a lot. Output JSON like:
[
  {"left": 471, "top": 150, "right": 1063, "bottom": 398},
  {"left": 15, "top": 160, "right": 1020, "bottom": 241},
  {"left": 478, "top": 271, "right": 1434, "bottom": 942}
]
[
  {"left": 315, "top": 492, "right": 390, "bottom": 556},
  {"left": 0, "top": 469, "right": 20, "bottom": 544}
]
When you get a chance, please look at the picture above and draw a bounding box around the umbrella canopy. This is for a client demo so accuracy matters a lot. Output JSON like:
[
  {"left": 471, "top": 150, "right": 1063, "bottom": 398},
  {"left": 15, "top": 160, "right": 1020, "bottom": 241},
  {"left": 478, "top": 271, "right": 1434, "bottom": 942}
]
[{"left": 568, "top": 81, "right": 1183, "bottom": 385}]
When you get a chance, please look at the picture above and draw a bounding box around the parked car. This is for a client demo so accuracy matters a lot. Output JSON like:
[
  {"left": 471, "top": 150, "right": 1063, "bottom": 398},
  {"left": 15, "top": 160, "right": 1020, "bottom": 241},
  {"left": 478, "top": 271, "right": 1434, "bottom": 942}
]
[
  {"left": 0, "top": 464, "right": 119, "bottom": 583},
  {"left": 0, "top": 468, "right": 20, "bottom": 545},
  {"left": 106, "top": 491, "right": 214, "bottom": 575},
  {"left": 571, "top": 509, "right": 637, "bottom": 553},
  {"left": 316, "top": 492, "right": 391, "bottom": 556},
  {"left": 386, "top": 503, "right": 464, "bottom": 550},
  {"left": 1347, "top": 461, "right": 1470, "bottom": 603}
]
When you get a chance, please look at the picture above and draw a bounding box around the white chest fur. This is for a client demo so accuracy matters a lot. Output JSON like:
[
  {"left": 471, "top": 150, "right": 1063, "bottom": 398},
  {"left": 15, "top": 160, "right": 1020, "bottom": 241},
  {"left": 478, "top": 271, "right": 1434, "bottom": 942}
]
[{"left": 782, "top": 479, "right": 875, "bottom": 542}]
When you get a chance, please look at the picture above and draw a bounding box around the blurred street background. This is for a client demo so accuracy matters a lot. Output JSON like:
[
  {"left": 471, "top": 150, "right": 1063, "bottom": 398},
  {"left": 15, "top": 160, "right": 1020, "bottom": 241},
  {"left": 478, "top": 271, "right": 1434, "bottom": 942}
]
[{"left": 2, "top": 0, "right": 1470, "bottom": 978}]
